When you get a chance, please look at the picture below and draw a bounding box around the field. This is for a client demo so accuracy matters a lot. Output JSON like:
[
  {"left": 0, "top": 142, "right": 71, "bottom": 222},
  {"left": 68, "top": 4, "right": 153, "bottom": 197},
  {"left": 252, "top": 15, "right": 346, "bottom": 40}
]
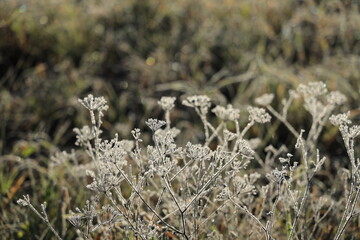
[{"left": 1, "top": 0, "right": 360, "bottom": 239}]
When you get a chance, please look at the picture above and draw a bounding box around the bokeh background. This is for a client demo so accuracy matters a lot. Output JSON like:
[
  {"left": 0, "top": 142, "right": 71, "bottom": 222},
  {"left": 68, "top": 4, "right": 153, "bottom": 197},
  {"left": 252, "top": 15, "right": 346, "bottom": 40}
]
[{"left": 1, "top": 0, "right": 360, "bottom": 239}]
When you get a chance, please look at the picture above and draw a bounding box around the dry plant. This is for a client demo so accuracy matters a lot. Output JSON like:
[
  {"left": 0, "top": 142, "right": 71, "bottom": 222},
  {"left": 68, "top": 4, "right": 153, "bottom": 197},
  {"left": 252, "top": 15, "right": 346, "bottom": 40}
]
[{"left": 18, "top": 82, "right": 360, "bottom": 239}]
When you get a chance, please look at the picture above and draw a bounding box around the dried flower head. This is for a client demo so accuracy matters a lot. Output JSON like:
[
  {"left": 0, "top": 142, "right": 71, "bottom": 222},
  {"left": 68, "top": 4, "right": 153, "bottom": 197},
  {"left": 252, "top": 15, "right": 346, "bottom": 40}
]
[
  {"left": 215, "top": 187, "right": 231, "bottom": 201},
  {"left": 17, "top": 198, "right": 29, "bottom": 207},
  {"left": 158, "top": 96, "right": 176, "bottom": 111},
  {"left": 238, "top": 139, "right": 255, "bottom": 156},
  {"left": 255, "top": 93, "right": 274, "bottom": 106},
  {"left": 212, "top": 104, "right": 240, "bottom": 121},
  {"left": 51, "top": 150, "right": 76, "bottom": 166},
  {"left": 327, "top": 91, "right": 347, "bottom": 105},
  {"left": 99, "top": 138, "right": 127, "bottom": 166},
  {"left": 247, "top": 106, "right": 271, "bottom": 123},
  {"left": 266, "top": 169, "right": 287, "bottom": 184},
  {"left": 131, "top": 128, "right": 142, "bottom": 140},
  {"left": 297, "top": 81, "right": 328, "bottom": 98},
  {"left": 73, "top": 125, "right": 95, "bottom": 146},
  {"left": 145, "top": 118, "right": 166, "bottom": 131},
  {"left": 329, "top": 112, "right": 351, "bottom": 126},
  {"left": 79, "top": 94, "right": 108, "bottom": 112},
  {"left": 182, "top": 95, "right": 211, "bottom": 114},
  {"left": 68, "top": 211, "right": 84, "bottom": 229},
  {"left": 233, "top": 175, "right": 257, "bottom": 195},
  {"left": 155, "top": 128, "right": 181, "bottom": 139},
  {"left": 223, "top": 129, "right": 237, "bottom": 141},
  {"left": 185, "top": 142, "right": 212, "bottom": 160},
  {"left": 349, "top": 125, "right": 360, "bottom": 138}
]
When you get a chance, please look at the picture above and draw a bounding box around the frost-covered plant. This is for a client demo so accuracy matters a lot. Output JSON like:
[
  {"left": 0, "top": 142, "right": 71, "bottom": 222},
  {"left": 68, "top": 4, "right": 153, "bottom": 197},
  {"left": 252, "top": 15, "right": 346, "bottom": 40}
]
[
  {"left": 330, "top": 112, "right": 360, "bottom": 240},
  {"left": 18, "top": 82, "right": 360, "bottom": 240}
]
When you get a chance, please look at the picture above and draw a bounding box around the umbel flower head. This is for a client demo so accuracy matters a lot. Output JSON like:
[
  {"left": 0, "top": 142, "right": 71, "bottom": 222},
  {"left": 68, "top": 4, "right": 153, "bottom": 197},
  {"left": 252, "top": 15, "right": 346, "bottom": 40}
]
[
  {"left": 297, "top": 81, "right": 328, "bottom": 98},
  {"left": 238, "top": 139, "right": 255, "bottom": 156},
  {"left": 255, "top": 93, "right": 274, "bottom": 106},
  {"left": 17, "top": 196, "right": 30, "bottom": 207},
  {"left": 73, "top": 125, "right": 95, "bottom": 146},
  {"left": 145, "top": 118, "right": 166, "bottom": 131},
  {"left": 247, "top": 106, "right": 271, "bottom": 124},
  {"left": 215, "top": 187, "right": 231, "bottom": 201},
  {"left": 185, "top": 142, "right": 212, "bottom": 160},
  {"left": 329, "top": 112, "right": 351, "bottom": 126},
  {"left": 79, "top": 94, "right": 108, "bottom": 112},
  {"left": 182, "top": 95, "right": 211, "bottom": 114},
  {"left": 327, "top": 91, "right": 347, "bottom": 105},
  {"left": 266, "top": 168, "right": 287, "bottom": 184},
  {"left": 212, "top": 104, "right": 240, "bottom": 121},
  {"left": 158, "top": 96, "right": 176, "bottom": 111}
]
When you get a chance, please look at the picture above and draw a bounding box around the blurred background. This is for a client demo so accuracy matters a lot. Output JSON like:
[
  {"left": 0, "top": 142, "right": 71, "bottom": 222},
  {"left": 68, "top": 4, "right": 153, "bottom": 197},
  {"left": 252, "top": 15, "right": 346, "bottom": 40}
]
[{"left": 1, "top": 0, "right": 360, "bottom": 239}]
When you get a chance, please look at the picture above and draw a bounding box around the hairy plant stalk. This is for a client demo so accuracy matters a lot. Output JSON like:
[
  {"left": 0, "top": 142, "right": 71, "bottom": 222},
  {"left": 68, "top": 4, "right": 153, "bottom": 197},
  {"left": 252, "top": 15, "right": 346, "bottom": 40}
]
[
  {"left": 196, "top": 109, "right": 210, "bottom": 142},
  {"left": 266, "top": 105, "right": 299, "bottom": 138},
  {"left": 308, "top": 202, "right": 334, "bottom": 240},
  {"left": 18, "top": 196, "right": 63, "bottom": 240},
  {"left": 288, "top": 182, "right": 311, "bottom": 240},
  {"left": 114, "top": 164, "right": 182, "bottom": 235},
  {"left": 183, "top": 152, "right": 240, "bottom": 212},
  {"left": 105, "top": 192, "right": 146, "bottom": 240},
  {"left": 240, "top": 120, "right": 254, "bottom": 139},
  {"left": 334, "top": 124, "right": 360, "bottom": 240},
  {"left": 229, "top": 198, "right": 270, "bottom": 240},
  {"left": 334, "top": 184, "right": 360, "bottom": 240},
  {"left": 205, "top": 121, "right": 224, "bottom": 146},
  {"left": 268, "top": 182, "right": 281, "bottom": 238}
]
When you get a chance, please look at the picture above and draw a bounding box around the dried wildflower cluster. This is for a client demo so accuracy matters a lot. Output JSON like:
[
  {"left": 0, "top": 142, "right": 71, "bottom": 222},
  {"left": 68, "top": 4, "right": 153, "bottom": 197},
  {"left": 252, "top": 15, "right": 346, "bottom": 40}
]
[
  {"left": 18, "top": 82, "right": 360, "bottom": 240},
  {"left": 212, "top": 104, "right": 240, "bottom": 121}
]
